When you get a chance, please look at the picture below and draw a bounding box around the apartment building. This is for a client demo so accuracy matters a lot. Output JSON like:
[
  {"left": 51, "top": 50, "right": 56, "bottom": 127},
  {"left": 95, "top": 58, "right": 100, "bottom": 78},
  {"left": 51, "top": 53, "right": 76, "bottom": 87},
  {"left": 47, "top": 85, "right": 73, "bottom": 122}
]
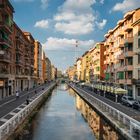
[
  {"left": 81, "top": 51, "right": 88, "bottom": 82},
  {"left": 132, "top": 18, "right": 140, "bottom": 100},
  {"left": 76, "top": 57, "right": 82, "bottom": 81},
  {"left": 67, "top": 65, "right": 77, "bottom": 81},
  {"left": 0, "top": 0, "right": 14, "bottom": 98},
  {"left": 42, "top": 51, "right": 46, "bottom": 83},
  {"left": 104, "top": 8, "right": 140, "bottom": 97},
  {"left": 51, "top": 65, "right": 57, "bottom": 80},
  {"left": 45, "top": 57, "right": 52, "bottom": 81},
  {"left": 90, "top": 42, "right": 105, "bottom": 82},
  {"left": 34, "top": 40, "right": 42, "bottom": 84},
  {"left": 23, "top": 31, "right": 36, "bottom": 88}
]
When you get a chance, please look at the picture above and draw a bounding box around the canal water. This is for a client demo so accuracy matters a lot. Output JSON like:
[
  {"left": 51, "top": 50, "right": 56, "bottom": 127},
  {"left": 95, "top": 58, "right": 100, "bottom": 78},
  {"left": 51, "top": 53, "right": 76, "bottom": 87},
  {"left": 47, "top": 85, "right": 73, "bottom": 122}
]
[
  {"left": 31, "top": 84, "right": 124, "bottom": 140},
  {"left": 31, "top": 84, "right": 95, "bottom": 140}
]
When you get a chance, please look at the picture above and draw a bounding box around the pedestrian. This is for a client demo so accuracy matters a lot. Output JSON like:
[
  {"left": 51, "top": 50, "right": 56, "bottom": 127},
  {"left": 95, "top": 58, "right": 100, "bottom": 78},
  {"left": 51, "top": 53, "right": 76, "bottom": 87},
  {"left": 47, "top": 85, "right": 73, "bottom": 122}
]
[
  {"left": 26, "top": 96, "right": 30, "bottom": 105},
  {"left": 16, "top": 91, "right": 19, "bottom": 99},
  {"left": 35, "top": 90, "right": 37, "bottom": 94}
]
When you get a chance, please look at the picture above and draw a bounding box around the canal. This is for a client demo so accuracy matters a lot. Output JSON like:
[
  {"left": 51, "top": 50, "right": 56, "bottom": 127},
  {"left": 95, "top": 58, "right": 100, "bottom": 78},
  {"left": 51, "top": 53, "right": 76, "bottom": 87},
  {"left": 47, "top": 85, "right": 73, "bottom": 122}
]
[{"left": 30, "top": 83, "right": 125, "bottom": 140}]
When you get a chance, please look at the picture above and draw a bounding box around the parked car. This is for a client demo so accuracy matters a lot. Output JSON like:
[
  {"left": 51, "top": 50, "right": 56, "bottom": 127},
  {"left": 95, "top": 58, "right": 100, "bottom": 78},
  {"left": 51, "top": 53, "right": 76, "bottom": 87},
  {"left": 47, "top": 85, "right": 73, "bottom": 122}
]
[
  {"left": 121, "top": 96, "right": 135, "bottom": 107},
  {"left": 132, "top": 101, "right": 140, "bottom": 110}
]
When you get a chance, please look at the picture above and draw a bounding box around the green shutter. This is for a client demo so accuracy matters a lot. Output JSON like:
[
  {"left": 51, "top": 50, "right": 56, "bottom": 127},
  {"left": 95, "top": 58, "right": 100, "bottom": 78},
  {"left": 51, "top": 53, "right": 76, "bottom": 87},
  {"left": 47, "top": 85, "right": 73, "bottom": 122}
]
[{"left": 105, "top": 73, "right": 110, "bottom": 80}]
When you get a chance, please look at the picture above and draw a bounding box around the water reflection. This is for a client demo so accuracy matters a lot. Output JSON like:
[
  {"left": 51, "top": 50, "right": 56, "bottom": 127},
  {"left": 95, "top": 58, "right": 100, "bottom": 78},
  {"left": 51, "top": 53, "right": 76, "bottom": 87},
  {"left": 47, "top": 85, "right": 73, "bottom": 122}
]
[
  {"left": 31, "top": 84, "right": 95, "bottom": 140},
  {"left": 74, "top": 93, "right": 125, "bottom": 140}
]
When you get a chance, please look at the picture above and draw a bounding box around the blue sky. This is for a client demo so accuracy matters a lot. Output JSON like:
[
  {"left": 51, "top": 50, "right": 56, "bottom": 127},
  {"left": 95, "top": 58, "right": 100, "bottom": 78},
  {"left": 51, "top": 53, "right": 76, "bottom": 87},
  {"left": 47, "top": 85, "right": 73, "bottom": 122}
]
[{"left": 10, "top": 0, "right": 140, "bottom": 72}]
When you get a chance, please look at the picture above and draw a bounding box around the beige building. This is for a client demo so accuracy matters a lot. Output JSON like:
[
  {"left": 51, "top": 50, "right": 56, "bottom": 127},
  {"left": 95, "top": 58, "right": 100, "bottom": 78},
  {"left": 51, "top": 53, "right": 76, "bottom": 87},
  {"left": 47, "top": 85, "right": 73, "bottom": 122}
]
[
  {"left": 132, "top": 18, "right": 140, "bottom": 99},
  {"left": 57, "top": 70, "right": 62, "bottom": 78},
  {"left": 76, "top": 58, "right": 82, "bottom": 81},
  {"left": 51, "top": 65, "right": 56, "bottom": 80},
  {"left": 104, "top": 8, "right": 140, "bottom": 97},
  {"left": 45, "top": 57, "right": 52, "bottom": 81}
]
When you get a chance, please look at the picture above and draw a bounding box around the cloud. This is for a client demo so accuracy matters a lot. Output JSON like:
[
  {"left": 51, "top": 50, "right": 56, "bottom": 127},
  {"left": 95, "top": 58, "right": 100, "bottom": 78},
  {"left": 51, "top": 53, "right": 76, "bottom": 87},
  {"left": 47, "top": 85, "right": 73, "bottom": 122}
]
[
  {"left": 41, "top": 0, "right": 49, "bottom": 9},
  {"left": 112, "top": 0, "right": 140, "bottom": 13},
  {"left": 96, "top": 19, "right": 107, "bottom": 29},
  {"left": 42, "top": 37, "right": 95, "bottom": 51},
  {"left": 99, "top": 0, "right": 104, "bottom": 4},
  {"left": 54, "top": 0, "right": 97, "bottom": 35},
  {"left": 34, "top": 19, "right": 49, "bottom": 29}
]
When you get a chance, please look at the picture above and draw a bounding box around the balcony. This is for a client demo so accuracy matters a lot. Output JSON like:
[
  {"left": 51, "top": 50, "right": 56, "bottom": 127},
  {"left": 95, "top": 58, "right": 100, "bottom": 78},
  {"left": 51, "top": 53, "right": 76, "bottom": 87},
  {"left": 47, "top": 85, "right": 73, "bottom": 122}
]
[
  {"left": 132, "top": 79, "right": 140, "bottom": 85},
  {"left": 126, "top": 79, "right": 132, "bottom": 85},
  {"left": 118, "top": 53, "right": 124, "bottom": 60},
  {"left": 118, "top": 40, "right": 124, "bottom": 48},
  {"left": 117, "top": 66, "right": 124, "bottom": 72},
  {"left": 0, "top": 37, "right": 11, "bottom": 48},
  {"left": 25, "top": 62, "right": 30, "bottom": 67},
  {"left": 124, "top": 65, "right": 133, "bottom": 71},
  {"left": 124, "top": 23, "right": 133, "bottom": 32},
  {"left": 118, "top": 79, "right": 125, "bottom": 84},
  {"left": 0, "top": 54, "right": 10, "bottom": 63},
  {"left": 118, "top": 30, "right": 124, "bottom": 37},
  {"left": 125, "top": 37, "right": 133, "bottom": 43},
  {"left": 16, "top": 47, "right": 23, "bottom": 54},
  {"left": 16, "top": 60, "right": 23, "bottom": 66},
  {"left": 0, "top": 21, "right": 12, "bottom": 34},
  {"left": 124, "top": 51, "right": 134, "bottom": 57}
]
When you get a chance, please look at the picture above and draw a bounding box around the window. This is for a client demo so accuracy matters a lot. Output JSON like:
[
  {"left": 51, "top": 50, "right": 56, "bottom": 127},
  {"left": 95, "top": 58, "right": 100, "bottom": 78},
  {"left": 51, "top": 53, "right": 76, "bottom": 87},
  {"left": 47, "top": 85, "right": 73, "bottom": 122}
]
[
  {"left": 138, "top": 88, "right": 140, "bottom": 96},
  {"left": 138, "top": 38, "right": 140, "bottom": 48},
  {"left": 138, "top": 70, "right": 140, "bottom": 79},
  {"left": 138, "top": 54, "right": 140, "bottom": 64}
]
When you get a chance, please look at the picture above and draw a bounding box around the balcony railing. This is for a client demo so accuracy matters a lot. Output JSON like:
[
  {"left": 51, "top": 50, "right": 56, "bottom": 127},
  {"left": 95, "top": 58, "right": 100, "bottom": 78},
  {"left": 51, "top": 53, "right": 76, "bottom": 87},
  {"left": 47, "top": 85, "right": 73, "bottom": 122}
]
[{"left": 0, "top": 54, "right": 10, "bottom": 63}]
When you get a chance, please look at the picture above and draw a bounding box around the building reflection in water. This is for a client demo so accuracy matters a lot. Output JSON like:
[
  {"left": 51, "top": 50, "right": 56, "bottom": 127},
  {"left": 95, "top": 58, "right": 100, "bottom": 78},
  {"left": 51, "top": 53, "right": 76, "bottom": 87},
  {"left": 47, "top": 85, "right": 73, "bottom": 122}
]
[{"left": 71, "top": 91, "right": 125, "bottom": 140}]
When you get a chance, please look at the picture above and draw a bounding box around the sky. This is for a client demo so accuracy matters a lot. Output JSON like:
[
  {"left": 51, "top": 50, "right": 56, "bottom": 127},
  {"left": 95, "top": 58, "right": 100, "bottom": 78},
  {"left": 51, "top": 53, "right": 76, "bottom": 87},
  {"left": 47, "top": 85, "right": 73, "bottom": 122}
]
[{"left": 10, "top": 0, "right": 140, "bottom": 72}]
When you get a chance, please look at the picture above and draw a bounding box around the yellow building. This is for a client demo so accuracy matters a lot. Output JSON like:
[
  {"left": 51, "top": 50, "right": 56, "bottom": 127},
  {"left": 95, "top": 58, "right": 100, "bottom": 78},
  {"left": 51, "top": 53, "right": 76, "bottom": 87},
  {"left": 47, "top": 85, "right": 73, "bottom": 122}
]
[
  {"left": 81, "top": 51, "right": 88, "bottom": 82},
  {"left": 34, "top": 40, "right": 42, "bottom": 84},
  {"left": 42, "top": 51, "right": 46, "bottom": 83}
]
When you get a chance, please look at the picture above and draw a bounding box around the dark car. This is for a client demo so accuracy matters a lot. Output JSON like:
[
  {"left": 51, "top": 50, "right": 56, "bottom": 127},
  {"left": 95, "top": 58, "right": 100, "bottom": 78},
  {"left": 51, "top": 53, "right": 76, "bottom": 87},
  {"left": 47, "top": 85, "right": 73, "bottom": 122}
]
[
  {"left": 121, "top": 95, "right": 135, "bottom": 107},
  {"left": 132, "top": 101, "right": 140, "bottom": 110}
]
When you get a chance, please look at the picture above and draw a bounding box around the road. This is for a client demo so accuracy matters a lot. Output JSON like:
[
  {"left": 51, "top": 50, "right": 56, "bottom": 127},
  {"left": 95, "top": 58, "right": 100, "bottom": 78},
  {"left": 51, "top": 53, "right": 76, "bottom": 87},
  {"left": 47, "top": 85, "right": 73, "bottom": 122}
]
[
  {"left": 0, "top": 82, "right": 53, "bottom": 123},
  {"left": 69, "top": 83, "right": 140, "bottom": 122}
]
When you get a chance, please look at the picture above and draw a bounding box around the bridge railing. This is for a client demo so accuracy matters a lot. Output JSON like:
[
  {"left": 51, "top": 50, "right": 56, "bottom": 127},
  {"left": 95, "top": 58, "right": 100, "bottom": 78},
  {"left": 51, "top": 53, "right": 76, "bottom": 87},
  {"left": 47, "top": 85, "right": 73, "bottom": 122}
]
[
  {"left": 0, "top": 83, "right": 55, "bottom": 140},
  {"left": 69, "top": 83, "right": 140, "bottom": 140}
]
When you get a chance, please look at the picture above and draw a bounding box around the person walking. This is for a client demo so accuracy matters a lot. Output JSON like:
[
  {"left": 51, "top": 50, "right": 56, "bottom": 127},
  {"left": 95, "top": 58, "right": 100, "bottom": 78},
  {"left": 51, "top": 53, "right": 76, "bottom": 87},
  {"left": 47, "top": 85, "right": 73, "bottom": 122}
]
[
  {"left": 26, "top": 96, "right": 30, "bottom": 105},
  {"left": 16, "top": 91, "right": 19, "bottom": 99}
]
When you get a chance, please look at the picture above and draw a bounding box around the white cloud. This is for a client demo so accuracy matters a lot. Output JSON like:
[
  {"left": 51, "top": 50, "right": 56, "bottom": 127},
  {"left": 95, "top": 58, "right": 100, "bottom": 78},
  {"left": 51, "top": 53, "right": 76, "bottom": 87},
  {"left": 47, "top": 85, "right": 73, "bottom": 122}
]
[
  {"left": 112, "top": 0, "right": 140, "bottom": 13},
  {"left": 41, "top": 0, "right": 49, "bottom": 9},
  {"left": 54, "top": 0, "right": 97, "bottom": 35},
  {"left": 96, "top": 19, "right": 107, "bottom": 30},
  {"left": 34, "top": 19, "right": 49, "bottom": 29},
  {"left": 42, "top": 37, "right": 95, "bottom": 51},
  {"left": 99, "top": 0, "right": 104, "bottom": 4}
]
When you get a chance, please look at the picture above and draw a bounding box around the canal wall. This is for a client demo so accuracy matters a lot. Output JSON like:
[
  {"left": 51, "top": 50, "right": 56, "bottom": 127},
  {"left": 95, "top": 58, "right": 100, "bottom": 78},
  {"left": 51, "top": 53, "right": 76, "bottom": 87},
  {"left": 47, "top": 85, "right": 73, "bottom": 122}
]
[
  {"left": 69, "top": 84, "right": 140, "bottom": 140},
  {"left": 0, "top": 83, "right": 56, "bottom": 140}
]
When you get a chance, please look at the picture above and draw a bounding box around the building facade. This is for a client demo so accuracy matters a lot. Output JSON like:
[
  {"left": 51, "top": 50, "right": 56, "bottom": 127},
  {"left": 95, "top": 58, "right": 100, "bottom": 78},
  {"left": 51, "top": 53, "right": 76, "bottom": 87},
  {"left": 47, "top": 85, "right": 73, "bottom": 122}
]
[
  {"left": 0, "top": 0, "right": 14, "bottom": 98},
  {"left": 34, "top": 40, "right": 42, "bottom": 85},
  {"left": 45, "top": 57, "right": 52, "bottom": 81},
  {"left": 104, "top": 8, "right": 140, "bottom": 97},
  {"left": 76, "top": 58, "right": 82, "bottom": 81}
]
